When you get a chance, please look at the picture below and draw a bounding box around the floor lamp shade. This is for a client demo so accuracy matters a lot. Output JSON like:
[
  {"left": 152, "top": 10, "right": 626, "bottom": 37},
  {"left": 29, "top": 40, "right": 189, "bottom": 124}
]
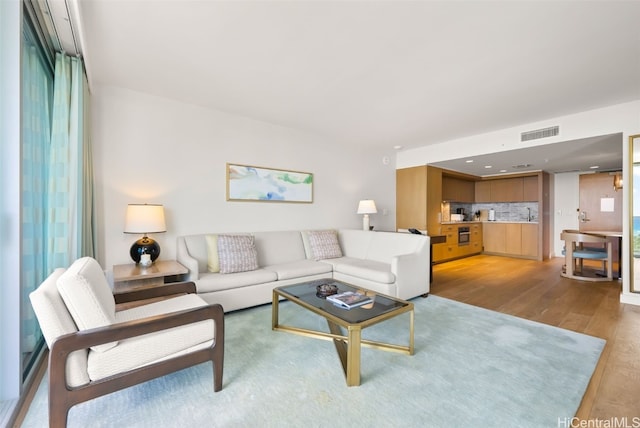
[
  {"left": 357, "top": 199, "right": 377, "bottom": 231},
  {"left": 124, "top": 204, "right": 166, "bottom": 263}
]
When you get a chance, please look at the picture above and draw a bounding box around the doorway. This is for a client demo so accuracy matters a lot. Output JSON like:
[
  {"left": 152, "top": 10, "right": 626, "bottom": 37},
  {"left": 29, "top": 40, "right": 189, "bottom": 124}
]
[{"left": 578, "top": 172, "right": 623, "bottom": 275}]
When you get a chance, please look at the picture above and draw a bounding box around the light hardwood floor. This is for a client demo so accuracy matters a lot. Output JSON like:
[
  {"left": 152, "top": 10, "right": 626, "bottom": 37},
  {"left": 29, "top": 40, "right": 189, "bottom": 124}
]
[{"left": 431, "top": 254, "right": 640, "bottom": 420}]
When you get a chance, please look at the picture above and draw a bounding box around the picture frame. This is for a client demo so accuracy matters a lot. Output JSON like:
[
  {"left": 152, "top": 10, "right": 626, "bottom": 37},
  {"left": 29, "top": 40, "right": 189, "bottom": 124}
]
[{"left": 226, "top": 163, "right": 314, "bottom": 203}]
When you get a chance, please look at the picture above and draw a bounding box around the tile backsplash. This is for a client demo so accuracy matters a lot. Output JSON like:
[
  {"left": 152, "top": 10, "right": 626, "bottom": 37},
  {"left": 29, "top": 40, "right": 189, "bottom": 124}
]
[{"left": 449, "top": 202, "right": 539, "bottom": 222}]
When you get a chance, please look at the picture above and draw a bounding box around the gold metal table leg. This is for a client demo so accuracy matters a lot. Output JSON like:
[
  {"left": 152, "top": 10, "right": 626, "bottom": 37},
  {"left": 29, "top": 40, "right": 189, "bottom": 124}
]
[
  {"left": 346, "top": 326, "right": 362, "bottom": 387},
  {"left": 272, "top": 290, "right": 279, "bottom": 330},
  {"left": 328, "top": 321, "right": 362, "bottom": 386}
]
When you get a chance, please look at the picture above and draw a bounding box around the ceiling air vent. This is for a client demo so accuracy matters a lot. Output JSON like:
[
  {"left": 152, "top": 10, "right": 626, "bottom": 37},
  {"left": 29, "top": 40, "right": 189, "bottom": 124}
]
[{"left": 521, "top": 126, "right": 559, "bottom": 142}]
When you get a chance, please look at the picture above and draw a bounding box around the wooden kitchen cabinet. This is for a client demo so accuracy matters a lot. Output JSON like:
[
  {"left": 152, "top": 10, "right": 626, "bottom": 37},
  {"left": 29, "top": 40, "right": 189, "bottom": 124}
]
[
  {"left": 442, "top": 176, "right": 474, "bottom": 202},
  {"left": 483, "top": 222, "right": 539, "bottom": 259},
  {"left": 468, "top": 223, "right": 483, "bottom": 254},
  {"left": 490, "top": 177, "right": 523, "bottom": 202},
  {"left": 396, "top": 166, "right": 427, "bottom": 230},
  {"left": 483, "top": 222, "right": 506, "bottom": 253},
  {"left": 505, "top": 223, "right": 522, "bottom": 254},
  {"left": 396, "top": 165, "right": 442, "bottom": 233},
  {"left": 475, "top": 174, "right": 540, "bottom": 202},
  {"left": 521, "top": 223, "right": 539, "bottom": 257},
  {"left": 474, "top": 181, "right": 491, "bottom": 202},
  {"left": 433, "top": 222, "right": 482, "bottom": 263},
  {"left": 522, "top": 175, "right": 539, "bottom": 201},
  {"left": 433, "top": 224, "right": 457, "bottom": 262}
]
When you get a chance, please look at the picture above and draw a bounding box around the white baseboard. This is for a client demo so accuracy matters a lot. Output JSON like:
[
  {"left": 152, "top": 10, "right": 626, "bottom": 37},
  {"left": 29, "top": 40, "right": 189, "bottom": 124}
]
[{"left": 620, "top": 291, "right": 640, "bottom": 306}]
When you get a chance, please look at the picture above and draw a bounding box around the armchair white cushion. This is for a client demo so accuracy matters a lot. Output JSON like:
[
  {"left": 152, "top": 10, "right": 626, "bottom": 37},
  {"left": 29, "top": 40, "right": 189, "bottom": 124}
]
[
  {"left": 29, "top": 267, "right": 90, "bottom": 387},
  {"left": 29, "top": 257, "right": 225, "bottom": 427},
  {"left": 56, "top": 257, "right": 118, "bottom": 352}
]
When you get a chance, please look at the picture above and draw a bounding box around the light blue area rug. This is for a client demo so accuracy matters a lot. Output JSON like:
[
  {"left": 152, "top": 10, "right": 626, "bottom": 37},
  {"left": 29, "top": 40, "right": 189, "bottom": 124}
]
[{"left": 22, "top": 296, "right": 605, "bottom": 428}]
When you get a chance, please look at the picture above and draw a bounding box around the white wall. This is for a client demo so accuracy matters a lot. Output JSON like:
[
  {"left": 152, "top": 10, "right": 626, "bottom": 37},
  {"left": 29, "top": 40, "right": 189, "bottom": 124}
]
[
  {"left": 552, "top": 172, "right": 580, "bottom": 257},
  {"left": 92, "top": 85, "right": 397, "bottom": 271}
]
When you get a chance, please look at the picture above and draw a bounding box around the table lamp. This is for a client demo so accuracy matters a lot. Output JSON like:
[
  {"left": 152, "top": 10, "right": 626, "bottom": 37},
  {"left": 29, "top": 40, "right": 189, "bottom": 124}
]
[
  {"left": 124, "top": 204, "right": 166, "bottom": 264},
  {"left": 357, "top": 199, "right": 377, "bottom": 231}
]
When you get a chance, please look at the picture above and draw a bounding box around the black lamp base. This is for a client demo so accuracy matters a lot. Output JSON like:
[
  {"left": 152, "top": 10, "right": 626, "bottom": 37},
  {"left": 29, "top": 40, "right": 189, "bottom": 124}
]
[{"left": 130, "top": 237, "right": 161, "bottom": 264}]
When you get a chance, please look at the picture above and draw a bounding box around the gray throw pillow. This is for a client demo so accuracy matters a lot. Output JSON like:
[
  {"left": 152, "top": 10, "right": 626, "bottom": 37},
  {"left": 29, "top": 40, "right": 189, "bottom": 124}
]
[{"left": 217, "top": 234, "right": 259, "bottom": 274}]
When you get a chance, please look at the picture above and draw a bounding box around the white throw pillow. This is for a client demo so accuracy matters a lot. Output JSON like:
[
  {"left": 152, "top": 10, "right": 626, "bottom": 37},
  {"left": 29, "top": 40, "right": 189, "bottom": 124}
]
[
  {"left": 307, "top": 230, "right": 343, "bottom": 260},
  {"left": 217, "top": 234, "right": 259, "bottom": 274},
  {"left": 56, "top": 257, "right": 117, "bottom": 352}
]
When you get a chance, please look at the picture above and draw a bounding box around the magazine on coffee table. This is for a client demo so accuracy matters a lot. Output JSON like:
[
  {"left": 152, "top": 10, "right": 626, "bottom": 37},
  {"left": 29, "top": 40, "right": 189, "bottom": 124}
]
[{"left": 326, "top": 291, "right": 373, "bottom": 309}]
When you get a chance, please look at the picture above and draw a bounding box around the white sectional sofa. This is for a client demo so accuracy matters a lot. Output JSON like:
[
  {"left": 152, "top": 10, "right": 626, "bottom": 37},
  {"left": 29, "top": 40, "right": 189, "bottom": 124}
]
[{"left": 176, "top": 229, "right": 430, "bottom": 312}]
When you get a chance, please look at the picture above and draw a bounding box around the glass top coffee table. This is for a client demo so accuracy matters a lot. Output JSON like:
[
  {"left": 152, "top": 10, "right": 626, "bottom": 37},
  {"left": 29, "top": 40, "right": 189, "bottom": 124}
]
[{"left": 272, "top": 279, "right": 414, "bottom": 387}]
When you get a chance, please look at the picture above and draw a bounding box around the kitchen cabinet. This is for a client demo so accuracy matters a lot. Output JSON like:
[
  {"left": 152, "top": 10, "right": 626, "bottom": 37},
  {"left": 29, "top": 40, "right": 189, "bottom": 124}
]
[
  {"left": 396, "top": 166, "right": 427, "bottom": 230},
  {"left": 433, "top": 224, "right": 457, "bottom": 262},
  {"left": 396, "top": 165, "right": 442, "bottom": 233},
  {"left": 482, "top": 222, "right": 539, "bottom": 259},
  {"left": 433, "top": 222, "right": 482, "bottom": 263},
  {"left": 468, "top": 223, "right": 483, "bottom": 254},
  {"left": 490, "top": 177, "right": 523, "bottom": 202},
  {"left": 474, "top": 181, "right": 491, "bottom": 202},
  {"left": 522, "top": 175, "right": 539, "bottom": 201},
  {"left": 482, "top": 223, "right": 506, "bottom": 253},
  {"left": 505, "top": 223, "right": 522, "bottom": 254},
  {"left": 521, "top": 223, "right": 539, "bottom": 257},
  {"left": 442, "top": 176, "right": 474, "bottom": 202},
  {"left": 474, "top": 174, "right": 540, "bottom": 202}
]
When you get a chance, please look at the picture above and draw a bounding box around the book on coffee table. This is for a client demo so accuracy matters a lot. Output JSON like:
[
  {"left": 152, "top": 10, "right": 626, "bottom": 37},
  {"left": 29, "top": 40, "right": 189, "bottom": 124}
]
[{"left": 326, "top": 291, "right": 372, "bottom": 309}]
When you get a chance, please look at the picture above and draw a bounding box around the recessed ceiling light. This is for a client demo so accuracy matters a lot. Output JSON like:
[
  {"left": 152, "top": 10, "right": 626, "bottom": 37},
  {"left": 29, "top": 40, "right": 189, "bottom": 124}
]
[
  {"left": 499, "top": 169, "right": 507, "bottom": 173},
  {"left": 393, "top": 145, "right": 403, "bottom": 150},
  {"left": 484, "top": 165, "right": 492, "bottom": 169},
  {"left": 590, "top": 165, "right": 599, "bottom": 169},
  {"left": 465, "top": 160, "right": 474, "bottom": 163}
]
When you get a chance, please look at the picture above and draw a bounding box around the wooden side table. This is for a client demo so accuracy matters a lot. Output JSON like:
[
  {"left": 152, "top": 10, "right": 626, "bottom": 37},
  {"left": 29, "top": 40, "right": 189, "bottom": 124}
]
[{"left": 112, "top": 260, "right": 189, "bottom": 295}]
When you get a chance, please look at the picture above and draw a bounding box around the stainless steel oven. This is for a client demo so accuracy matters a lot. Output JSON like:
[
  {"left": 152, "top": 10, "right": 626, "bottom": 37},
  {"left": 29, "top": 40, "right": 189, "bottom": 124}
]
[{"left": 458, "top": 226, "right": 470, "bottom": 246}]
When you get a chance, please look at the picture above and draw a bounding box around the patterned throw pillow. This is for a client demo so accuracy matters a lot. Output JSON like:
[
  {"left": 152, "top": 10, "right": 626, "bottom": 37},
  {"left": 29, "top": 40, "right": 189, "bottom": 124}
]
[
  {"left": 307, "top": 230, "right": 343, "bottom": 260},
  {"left": 217, "top": 234, "right": 259, "bottom": 274},
  {"left": 205, "top": 234, "right": 220, "bottom": 273}
]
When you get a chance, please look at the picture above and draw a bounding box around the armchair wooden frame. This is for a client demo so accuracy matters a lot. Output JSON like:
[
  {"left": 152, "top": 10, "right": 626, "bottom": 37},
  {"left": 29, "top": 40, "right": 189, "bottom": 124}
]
[
  {"left": 560, "top": 230, "right": 613, "bottom": 282},
  {"left": 47, "top": 282, "right": 224, "bottom": 428}
]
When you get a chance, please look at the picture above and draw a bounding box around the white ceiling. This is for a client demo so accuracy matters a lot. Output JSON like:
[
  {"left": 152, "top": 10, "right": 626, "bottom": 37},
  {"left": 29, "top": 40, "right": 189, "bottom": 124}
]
[{"left": 65, "top": 0, "right": 638, "bottom": 174}]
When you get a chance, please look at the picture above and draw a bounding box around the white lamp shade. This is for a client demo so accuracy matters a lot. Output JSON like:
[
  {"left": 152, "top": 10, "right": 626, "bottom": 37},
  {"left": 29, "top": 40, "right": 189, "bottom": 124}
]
[
  {"left": 124, "top": 204, "right": 166, "bottom": 234},
  {"left": 357, "top": 200, "right": 378, "bottom": 214}
]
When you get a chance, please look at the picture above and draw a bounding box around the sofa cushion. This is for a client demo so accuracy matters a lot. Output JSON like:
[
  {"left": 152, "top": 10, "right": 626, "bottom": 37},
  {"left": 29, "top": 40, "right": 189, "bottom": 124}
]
[
  {"left": 88, "top": 294, "right": 213, "bottom": 381},
  {"left": 332, "top": 258, "right": 395, "bottom": 284},
  {"left": 307, "top": 229, "right": 343, "bottom": 260},
  {"left": 253, "top": 231, "right": 307, "bottom": 266},
  {"left": 337, "top": 229, "right": 374, "bottom": 259},
  {"left": 264, "top": 259, "right": 333, "bottom": 280},
  {"left": 205, "top": 234, "right": 220, "bottom": 273},
  {"left": 218, "top": 234, "right": 259, "bottom": 274},
  {"left": 196, "top": 269, "right": 278, "bottom": 293},
  {"left": 29, "top": 268, "right": 91, "bottom": 387},
  {"left": 56, "top": 257, "right": 117, "bottom": 352}
]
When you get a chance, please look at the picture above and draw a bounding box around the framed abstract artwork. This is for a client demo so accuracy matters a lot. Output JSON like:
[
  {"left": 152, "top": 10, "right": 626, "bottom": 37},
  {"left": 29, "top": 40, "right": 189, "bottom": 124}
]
[{"left": 226, "top": 163, "right": 314, "bottom": 203}]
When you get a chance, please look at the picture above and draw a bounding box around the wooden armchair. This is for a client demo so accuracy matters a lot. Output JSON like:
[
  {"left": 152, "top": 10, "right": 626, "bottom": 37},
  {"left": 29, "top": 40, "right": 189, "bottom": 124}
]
[
  {"left": 29, "top": 257, "right": 224, "bottom": 427},
  {"left": 560, "top": 230, "right": 613, "bottom": 281}
]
